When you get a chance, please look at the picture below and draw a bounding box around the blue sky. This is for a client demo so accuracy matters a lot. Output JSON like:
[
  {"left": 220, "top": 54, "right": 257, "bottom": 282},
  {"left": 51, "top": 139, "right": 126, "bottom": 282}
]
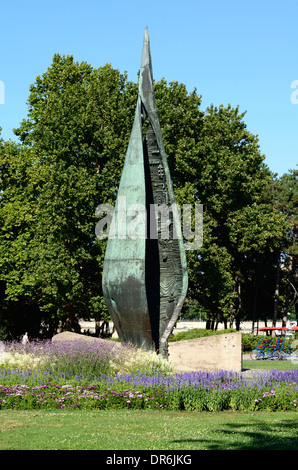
[{"left": 0, "top": 0, "right": 297, "bottom": 176}]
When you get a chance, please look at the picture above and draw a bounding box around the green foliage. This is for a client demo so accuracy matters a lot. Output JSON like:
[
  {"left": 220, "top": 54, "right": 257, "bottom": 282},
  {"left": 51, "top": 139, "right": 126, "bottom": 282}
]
[
  {"left": 273, "top": 169, "right": 298, "bottom": 318},
  {"left": 1, "top": 57, "right": 139, "bottom": 335},
  {"left": 1, "top": 340, "right": 297, "bottom": 414},
  {"left": 1, "top": 373, "right": 297, "bottom": 413},
  {"left": 241, "top": 333, "right": 262, "bottom": 352},
  {"left": 168, "top": 328, "right": 236, "bottom": 342},
  {"left": 0, "top": 53, "right": 295, "bottom": 337}
]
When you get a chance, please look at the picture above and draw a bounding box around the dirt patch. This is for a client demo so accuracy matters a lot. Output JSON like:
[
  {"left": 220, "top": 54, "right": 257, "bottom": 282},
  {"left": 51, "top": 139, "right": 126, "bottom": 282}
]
[{"left": 0, "top": 420, "right": 25, "bottom": 431}]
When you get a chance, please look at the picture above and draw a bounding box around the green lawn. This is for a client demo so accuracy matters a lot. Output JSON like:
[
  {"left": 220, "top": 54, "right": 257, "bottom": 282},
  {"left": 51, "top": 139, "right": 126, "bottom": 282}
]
[
  {"left": 1, "top": 353, "right": 297, "bottom": 451},
  {"left": 0, "top": 408, "right": 297, "bottom": 450},
  {"left": 243, "top": 359, "right": 298, "bottom": 371}
]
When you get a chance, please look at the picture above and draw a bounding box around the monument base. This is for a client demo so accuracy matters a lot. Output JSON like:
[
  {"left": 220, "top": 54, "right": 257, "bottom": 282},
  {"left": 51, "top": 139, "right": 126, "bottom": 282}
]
[{"left": 168, "top": 332, "right": 242, "bottom": 373}]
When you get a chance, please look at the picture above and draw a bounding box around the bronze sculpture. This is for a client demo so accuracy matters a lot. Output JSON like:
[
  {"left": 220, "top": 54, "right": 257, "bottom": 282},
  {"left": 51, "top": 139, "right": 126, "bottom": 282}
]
[{"left": 102, "top": 27, "right": 188, "bottom": 358}]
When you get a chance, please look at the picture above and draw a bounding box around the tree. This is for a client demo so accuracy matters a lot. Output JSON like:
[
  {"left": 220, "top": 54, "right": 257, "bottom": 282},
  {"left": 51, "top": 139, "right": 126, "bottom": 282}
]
[
  {"left": 274, "top": 169, "right": 298, "bottom": 321},
  {"left": 2, "top": 56, "right": 203, "bottom": 336},
  {"left": 181, "top": 104, "right": 289, "bottom": 329},
  {"left": 0, "top": 138, "right": 42, "bottom": 337},
  {"left": 0, "top": 54, "right": 290, "bottom": 338},
  {"left": 0, "top": 56, "right": 137, "bottom": 337}
]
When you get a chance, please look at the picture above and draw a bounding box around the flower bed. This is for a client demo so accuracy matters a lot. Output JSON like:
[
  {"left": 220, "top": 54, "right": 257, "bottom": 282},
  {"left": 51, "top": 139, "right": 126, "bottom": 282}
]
[
  {"left": 1, "top": 339, "right": 173, "bottom": 378},
  {"left": 0, "top": 339, "right": 297, "bottom": 412}
]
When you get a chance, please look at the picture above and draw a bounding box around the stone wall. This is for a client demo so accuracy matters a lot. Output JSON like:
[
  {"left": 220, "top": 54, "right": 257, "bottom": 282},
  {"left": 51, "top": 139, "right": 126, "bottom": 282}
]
[
  {"left": 52, "top": 330, "right": 243, "bottom": 373},
  {"left": 168, "top": 332, "right": 242, "bottom": 373}
]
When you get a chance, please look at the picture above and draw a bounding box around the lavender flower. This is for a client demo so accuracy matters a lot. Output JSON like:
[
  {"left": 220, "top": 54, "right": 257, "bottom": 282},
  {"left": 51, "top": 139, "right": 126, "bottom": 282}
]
[{"left": 1, "top": 339, "right": 297, "bottom": 412}]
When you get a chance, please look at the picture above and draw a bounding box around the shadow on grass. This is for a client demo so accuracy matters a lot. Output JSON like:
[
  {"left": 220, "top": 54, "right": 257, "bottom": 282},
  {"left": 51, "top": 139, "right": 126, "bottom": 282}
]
[{"left": 172, "top": 418, "right": 298, "bottom": 450}]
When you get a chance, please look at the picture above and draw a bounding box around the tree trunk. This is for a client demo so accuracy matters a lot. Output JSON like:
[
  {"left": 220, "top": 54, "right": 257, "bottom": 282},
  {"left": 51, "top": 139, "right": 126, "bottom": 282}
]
[
  {"left": 236, "top": 280, "right": 242, "bottom": 323},
  {"left": 273, "top": 254, "right": 280, "bottom": 326},
  {"left": 95, "top": 320, "right": 101, "bottom": 337},
  {"left": 229, "top": 281, "right": 237, "bottom": 329},
  {"left": 251, "top": 282, "right": 259, "bottom": 334},
  {"left": 283, "top": 255, "right": 293, "bottom": 317}
]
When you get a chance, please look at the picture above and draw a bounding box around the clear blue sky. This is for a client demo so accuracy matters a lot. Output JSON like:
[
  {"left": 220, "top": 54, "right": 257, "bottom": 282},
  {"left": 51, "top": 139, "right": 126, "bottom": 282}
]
[{"left": 0, "top": 0, "right": 297, "bottom": 176}]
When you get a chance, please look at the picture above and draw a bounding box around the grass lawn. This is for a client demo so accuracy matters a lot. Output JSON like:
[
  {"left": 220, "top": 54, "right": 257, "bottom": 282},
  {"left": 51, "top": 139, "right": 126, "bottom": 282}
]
[
  {"left": 1, "top": 342, "right": 297, "bottom": 452},
  {"left": 0, "top": 408, "right": 297, "bottom": 450},
  {"left": 243, "top": 359, "right": 298, "bottom": 371}
]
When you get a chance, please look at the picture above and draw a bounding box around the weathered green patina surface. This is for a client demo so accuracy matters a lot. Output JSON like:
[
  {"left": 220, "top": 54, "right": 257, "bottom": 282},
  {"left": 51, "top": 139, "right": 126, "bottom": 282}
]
[{"left": 102, "top": 28, "right": 188, "bottom": 358}]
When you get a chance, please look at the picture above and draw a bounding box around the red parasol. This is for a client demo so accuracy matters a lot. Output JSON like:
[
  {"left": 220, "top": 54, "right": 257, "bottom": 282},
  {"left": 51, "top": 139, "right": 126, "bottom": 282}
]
[{"left": 258, "top": 327, "right": 284, "bottom": 331}]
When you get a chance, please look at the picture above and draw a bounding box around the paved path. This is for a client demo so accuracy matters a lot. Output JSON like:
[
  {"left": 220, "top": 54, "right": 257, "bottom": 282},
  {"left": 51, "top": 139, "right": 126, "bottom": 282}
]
[
  {"left": 241, "top": 354, "right": 296, "bottom": 377},
  {"left": 241, "top": 368, "right": 267, "bottom": 378}
]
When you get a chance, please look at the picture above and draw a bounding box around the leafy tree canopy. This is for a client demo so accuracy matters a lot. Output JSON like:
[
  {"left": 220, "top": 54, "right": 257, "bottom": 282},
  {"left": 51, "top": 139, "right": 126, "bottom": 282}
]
[{"left": 0, "top": 54, "right": 294, "bottom": 338}]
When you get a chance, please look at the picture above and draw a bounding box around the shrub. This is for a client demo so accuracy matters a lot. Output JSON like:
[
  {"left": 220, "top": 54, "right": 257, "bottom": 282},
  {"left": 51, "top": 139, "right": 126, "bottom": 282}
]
[
  {"left": 1, "top": 339, "right": 172, "bottom": 380},
  {"left": 1, "top": 339, "right": 297, "bottom": 412},
  {"left": 241, "top": 333, "right": 262, "bottom": 352},
  {"left": 1, "top": 370, "right": 297, "bottom": 412},
  {"left": 169, "top": 328, "right": 236, "bottom": 343}
]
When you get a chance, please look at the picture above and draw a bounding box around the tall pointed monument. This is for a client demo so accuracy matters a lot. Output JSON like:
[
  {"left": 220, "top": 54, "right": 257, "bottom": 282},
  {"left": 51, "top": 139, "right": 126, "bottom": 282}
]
[{"left": 102, "top": 27, "right": 188, "bottom": 358}]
